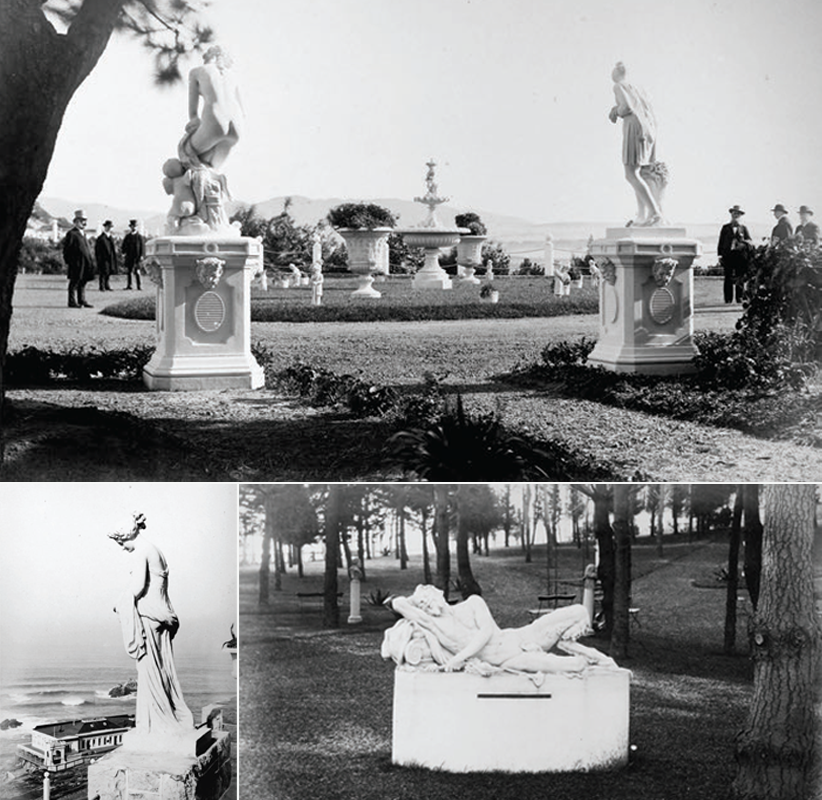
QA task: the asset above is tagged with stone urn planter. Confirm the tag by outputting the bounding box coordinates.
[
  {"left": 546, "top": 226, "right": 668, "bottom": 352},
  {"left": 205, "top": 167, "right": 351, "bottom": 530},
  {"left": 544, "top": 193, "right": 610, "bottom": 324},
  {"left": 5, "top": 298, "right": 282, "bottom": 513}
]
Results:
[
  {"left": 457, "top": 235, "right": 486, "bottom": 284},
  {"left": 328, "top": 203, "right": 397, "bottom": 298},
  {"left": 337, "top": 228, "right": 393, "bottom": 297}
]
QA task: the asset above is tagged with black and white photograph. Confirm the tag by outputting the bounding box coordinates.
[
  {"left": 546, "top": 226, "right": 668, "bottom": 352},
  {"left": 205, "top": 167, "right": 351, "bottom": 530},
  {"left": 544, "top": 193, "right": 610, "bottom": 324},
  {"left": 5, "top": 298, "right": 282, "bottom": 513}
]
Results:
[
  {"left": 1, "top": 0, "right": 820, "bottom": 482},
  {"left": 239, "top": 482, "right": 822, "bottom": 800},
  {"left": 0, "top": 483, "right": 238, "bottom": 800}
]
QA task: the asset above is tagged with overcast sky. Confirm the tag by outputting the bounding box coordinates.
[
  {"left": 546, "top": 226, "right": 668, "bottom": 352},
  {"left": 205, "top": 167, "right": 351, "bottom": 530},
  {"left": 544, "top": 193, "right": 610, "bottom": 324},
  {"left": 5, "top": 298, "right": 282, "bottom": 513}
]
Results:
[
  {"left": 39, "top": 0, "right": 822, "bottom": 225},
  {"left": 0, "top": 483, "right": 237, "bottom": 658}
]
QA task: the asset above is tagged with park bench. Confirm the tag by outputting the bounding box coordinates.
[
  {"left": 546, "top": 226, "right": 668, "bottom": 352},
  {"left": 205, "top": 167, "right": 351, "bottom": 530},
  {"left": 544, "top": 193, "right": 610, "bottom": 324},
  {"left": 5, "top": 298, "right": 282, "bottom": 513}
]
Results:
[
  {"left": 296, "top": 591, "right": 342, "bottom": 610},
  {"left": 527, "top": 593, "right": 578, "bottom": 620}
]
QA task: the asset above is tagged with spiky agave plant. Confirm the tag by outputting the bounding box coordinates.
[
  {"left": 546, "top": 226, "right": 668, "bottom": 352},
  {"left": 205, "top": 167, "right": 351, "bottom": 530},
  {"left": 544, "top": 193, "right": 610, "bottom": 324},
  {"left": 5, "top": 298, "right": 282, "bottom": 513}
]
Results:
[{"left": 386, "top": 395, "right": 544, "bottom": 480}]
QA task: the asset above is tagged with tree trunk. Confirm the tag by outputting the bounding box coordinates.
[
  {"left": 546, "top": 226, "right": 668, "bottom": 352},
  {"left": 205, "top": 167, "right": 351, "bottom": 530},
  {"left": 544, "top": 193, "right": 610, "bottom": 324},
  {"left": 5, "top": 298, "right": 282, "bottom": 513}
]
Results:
[
  {"left": 273, "top": 536, "right": 283, "bottom": 592},
  {"left": 455, "top": 488, "right": 482, "bottom": 598},
  {"left": 296, "top": 542, "right": 304, "bottom": 579},
  {"left": 610, "top": 485, "right": 631, "bottom": 660},
  {"left": 259, "top": 499, "right": 273, "bottom": 606},
  {"left": 732, "top": 485, "right": 820, "bottom": 800},
  {"left": 592, "top": 489, "right": 615, "bottom": 635},
  {"left": 433, "top": 484, "right": 450, "bottom": 600},
  {"left": 523, "top": 484, "right": 533, "bottom": 564},
  {"left": 724, "top": 488, "right": 744, "bottom": 654},
  {"left": 323, "top": 486, "right": 341, "bottom": 627},
  {"left": 743, "top": 484, "right": 764, "bottom": 610},
  {"left": 503, "top": 484, "right": 512, "bottom": 547},
  {"left": 0, "top": 2, "right": 126, "bottom": 458},
  {"left": 421, "top": 508, "right": 432, "bottom": 585},
  {"left": 356, "top": 511, "right": 366, "bottom": 582},
  {"left": 399, "top": 503, "right": 408, "bottom": 570}
]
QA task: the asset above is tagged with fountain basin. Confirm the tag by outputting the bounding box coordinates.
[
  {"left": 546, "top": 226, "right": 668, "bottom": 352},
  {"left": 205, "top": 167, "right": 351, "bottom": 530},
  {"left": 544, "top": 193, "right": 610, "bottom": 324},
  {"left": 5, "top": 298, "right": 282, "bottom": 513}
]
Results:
[{"left": 399, "top": 228, "right": 460, "bottom": 290}]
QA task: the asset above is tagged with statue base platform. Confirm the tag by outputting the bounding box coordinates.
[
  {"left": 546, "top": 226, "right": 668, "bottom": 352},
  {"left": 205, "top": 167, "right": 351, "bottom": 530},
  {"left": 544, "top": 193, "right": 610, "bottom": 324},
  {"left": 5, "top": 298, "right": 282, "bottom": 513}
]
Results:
[
  {"left": 87, "top": 728, "right": 230, "bottom": 800},
  {"left": 588, "top": 227, "right": 701, "bottom": 375},
  {"left": 142, "top": 235, "right": 265, "bottom": 391},
  {"left": 391, "top": 667, "right": 630, "bottom": 773}
]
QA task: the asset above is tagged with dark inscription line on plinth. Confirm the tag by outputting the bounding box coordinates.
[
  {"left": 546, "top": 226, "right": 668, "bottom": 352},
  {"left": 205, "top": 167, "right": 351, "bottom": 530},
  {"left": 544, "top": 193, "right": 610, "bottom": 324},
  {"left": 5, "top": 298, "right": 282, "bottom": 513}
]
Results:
[{"left": 476, "top": 694, "right": 553, "bottom": 700}]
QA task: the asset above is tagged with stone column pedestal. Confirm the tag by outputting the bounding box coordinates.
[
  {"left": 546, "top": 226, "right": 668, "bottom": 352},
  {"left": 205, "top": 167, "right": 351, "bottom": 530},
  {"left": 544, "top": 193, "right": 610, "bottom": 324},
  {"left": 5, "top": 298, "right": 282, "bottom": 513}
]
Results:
[
  {"left": 589, "top": 228, "right": 701, "bottom": 374},
  {"left": 87, "top": 728, "right": 231, "bottom": 800},
  {"left": 142, "top": 235, "right": 265, "bottom": 391}
]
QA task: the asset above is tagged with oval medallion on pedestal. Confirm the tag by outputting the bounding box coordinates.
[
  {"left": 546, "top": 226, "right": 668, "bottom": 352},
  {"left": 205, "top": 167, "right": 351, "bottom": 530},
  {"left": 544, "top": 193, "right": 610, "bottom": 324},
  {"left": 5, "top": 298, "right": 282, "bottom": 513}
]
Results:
[{"left": 195, "top": 291, "right": 226, "bottom": 332}]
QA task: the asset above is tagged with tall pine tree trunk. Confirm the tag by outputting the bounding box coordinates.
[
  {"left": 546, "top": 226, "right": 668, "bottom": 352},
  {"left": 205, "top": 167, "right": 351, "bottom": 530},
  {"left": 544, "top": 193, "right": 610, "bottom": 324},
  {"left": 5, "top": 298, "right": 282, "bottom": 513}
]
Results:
[
  {"left": 421, "top": 509, "right": 432, "bottom": 585},
  {"left": 724, "top": 488, "right": 744, "bottom": 654},
  {"left": 610, "top": 485, "right": 631, "bottom": 660},
  {"left": 592, "top": 487, "right": 615, "bottom": 635},
  {"left": 733, "top": 485, "right": 820, "bottom": 800},
  {"left": 433, "top": 484, "right": 450, "bottom": 600},
  {"left": 743, "top": 484, "right": 764, "bottom": 610},
  {"left": 455, "top": 487, "right": 482, "bottom": 598},
  {"left": 259, "top": 496, "right": 273, "bottom": 606},
  {"left": 323, "top": 486, "right": 341, "bottom": 627}
]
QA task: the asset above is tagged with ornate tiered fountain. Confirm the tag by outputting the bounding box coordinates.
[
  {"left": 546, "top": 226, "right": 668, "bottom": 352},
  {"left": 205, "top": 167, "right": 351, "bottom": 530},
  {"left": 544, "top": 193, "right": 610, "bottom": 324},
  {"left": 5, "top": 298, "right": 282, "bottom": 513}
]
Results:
[{"left": 400, "top": 160, "right": 462, "bottom": 290}]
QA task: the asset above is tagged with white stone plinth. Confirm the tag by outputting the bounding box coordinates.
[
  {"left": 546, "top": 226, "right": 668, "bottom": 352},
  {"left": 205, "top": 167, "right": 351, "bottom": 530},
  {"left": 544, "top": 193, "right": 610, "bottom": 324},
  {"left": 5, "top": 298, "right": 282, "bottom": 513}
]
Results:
[
  {"left": 348, "top": 578, "right": 362, "bottom": 624},
  {"left": 391, "top": 667, "right": 630, "bottom": 773},
  {"left": 588, "top": 227, "right": 701, "bottom": 374},
  {"left": 143, "top": 235, "right": 264, "bottom": 390},
  {"left": 87, "top": 729, "right": 230, "bottom": 800}
]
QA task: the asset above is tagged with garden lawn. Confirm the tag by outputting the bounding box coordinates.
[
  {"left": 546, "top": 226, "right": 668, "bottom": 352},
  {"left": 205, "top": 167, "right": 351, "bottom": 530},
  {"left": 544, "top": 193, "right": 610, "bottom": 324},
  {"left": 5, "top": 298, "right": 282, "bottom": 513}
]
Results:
[
  {"left": 241, "top": 538, "right": 752, "bottom": 800},
  {"left": 9, "top": 273, "right": 811, "bottom": 482}
]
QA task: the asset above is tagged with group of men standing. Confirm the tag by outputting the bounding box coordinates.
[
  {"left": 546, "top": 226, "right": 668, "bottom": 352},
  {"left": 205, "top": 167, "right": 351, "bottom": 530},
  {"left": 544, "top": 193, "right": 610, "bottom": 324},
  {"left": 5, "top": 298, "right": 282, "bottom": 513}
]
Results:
[
  {"left": 717, "top": 203, "right": 819, "bottom": 304},
  {"left": 62, "top": 210, "right": 145, "bottom": 308}
]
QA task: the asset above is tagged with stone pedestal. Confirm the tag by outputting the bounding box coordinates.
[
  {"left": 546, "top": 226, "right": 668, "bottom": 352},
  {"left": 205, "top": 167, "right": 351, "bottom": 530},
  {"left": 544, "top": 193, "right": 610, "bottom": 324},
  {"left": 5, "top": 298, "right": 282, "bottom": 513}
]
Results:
[
  {"left": 391, "top": 667, "right": 630, "bottom": 773},
  {"left": 142, "top": 235, "right": 265, "bottom": 391},
  {"left": 347, "top": 578, "right": 362, "bottom": 624},
  {"left": 87, "top": 728, "right": 230, "bottom": 800},
  {"left": 589, "top": 227, "right": 701, "bottom": 374}
]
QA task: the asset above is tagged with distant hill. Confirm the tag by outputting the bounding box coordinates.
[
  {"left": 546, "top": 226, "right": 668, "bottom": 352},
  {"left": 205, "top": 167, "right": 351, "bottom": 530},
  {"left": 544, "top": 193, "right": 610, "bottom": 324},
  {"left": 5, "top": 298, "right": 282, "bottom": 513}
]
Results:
[{"left": 38, "top": 193, "right": 752, "bottom": 263}]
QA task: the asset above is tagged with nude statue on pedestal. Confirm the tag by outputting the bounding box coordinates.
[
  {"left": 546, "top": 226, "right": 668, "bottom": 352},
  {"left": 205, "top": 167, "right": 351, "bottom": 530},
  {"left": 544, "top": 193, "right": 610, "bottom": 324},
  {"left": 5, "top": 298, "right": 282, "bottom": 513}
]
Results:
[
  {"left": 382, "top": 585, "right": 616, "bottom": 675},
  {"left": 179, "top": 45, "right": 244, "bottom": 171}
]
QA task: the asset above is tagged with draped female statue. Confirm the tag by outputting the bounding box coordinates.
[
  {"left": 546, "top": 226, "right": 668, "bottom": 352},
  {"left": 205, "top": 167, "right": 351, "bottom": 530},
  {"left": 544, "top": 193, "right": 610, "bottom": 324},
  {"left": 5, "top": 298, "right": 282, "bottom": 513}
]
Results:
[
  {"left": 110, "top": 514, "right": 193, "bottom": 744},
  {"left": 609, "top": 62, "right": 665, "bottom": 227}
]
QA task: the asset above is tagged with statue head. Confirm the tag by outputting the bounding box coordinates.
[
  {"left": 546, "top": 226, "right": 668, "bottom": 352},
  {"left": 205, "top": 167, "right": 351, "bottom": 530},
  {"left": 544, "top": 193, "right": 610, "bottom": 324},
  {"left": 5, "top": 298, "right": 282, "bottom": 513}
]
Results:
[
  {"left": 409, "top": 585, "right": 448, "bottom": 616},
  {"left": 108, "top": 512, "right": 147, "bottom": 550},
  {"left": 612, "top": 61, "right": 627, "bottom": 83},
  {"left": 203, "top": 45, "right": 233, "bottom": 71},
  {"left": 163, "top": 158, "right": 186, "bottom": 179}
]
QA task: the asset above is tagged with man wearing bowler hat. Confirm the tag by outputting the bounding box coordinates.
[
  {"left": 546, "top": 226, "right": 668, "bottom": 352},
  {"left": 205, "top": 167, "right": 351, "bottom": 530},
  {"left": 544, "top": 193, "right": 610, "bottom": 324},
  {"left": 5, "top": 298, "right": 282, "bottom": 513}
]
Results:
[
  {"left": 94, "top": 219, "right": 118, "bottom": 291},
  {"left": 122, "top": 219, "right": 144, "bottom": 290},
  {"left": 795, "top": 205, "right": 819, "bottom": 247},
  {"left": 62, "top": 209, "right": 95, "bottom": 308},
  {"left": 717, "top": 204, "right": 752, "bottom": 304},
  {"left": 770, "top": 203, "right": 793, "bottom": 244}
]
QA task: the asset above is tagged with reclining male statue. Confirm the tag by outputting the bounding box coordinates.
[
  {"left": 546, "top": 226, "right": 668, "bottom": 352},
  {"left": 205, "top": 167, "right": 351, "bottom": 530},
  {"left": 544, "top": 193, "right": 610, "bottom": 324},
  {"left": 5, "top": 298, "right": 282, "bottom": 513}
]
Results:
[{"left": 382, "top": 584, "right": 615, "bottom": 675}]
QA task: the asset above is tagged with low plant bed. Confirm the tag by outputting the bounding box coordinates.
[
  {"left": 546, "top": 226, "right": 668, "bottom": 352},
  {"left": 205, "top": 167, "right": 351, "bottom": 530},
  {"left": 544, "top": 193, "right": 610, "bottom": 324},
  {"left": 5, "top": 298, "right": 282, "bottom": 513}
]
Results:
[
  {"left": 498, "top": 334, "right": 821, "bottom": 446},
  {"left": 99, "top": 277, "right": 599, "bottom": 323}
]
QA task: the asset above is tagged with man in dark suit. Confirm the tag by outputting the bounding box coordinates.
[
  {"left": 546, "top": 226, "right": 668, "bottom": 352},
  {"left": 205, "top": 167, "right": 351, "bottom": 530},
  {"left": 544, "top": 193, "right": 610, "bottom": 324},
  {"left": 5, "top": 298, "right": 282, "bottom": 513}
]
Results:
[
  {"left": 94, "top": 219, "right": 118, "bottom": 291},
  {"left": 770, "top": 203, "right": 793, "bottom": 244},
  {"left": 122, "top": 219, "right": 144, "bottom": 290},
  {"left": 795, "top": 205, "right": 819, "bottom": 247},
  {"left": 717, "top": 204, "right": 752, "bottom": 304},
  {"left": 62, "top": 209, "right": 95, "bottom": 308}
]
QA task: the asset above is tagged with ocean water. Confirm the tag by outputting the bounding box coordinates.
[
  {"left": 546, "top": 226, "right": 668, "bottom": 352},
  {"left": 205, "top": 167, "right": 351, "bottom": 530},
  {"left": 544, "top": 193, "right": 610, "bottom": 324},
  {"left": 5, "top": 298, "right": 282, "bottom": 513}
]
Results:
[{"left": 0, "top": 645, "right": 236, "bottom": 775}]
